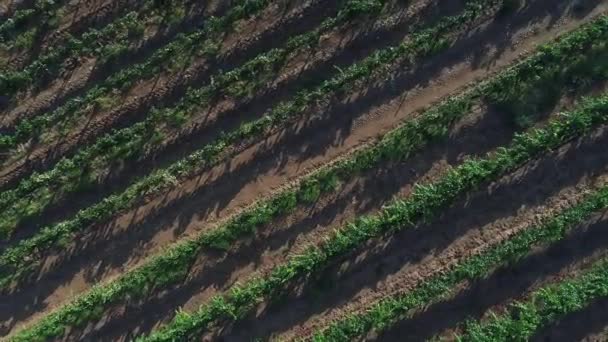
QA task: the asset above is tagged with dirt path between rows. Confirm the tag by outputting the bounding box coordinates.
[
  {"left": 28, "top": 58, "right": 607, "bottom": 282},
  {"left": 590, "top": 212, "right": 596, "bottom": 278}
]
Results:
[{"left": 3, "top": 0, "right": 607, "bottom": 339}]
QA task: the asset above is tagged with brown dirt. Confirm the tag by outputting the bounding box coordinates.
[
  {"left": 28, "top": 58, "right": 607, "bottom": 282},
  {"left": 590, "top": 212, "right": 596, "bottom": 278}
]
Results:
[
  {"left": 3, "top": 1, "right": 606, "bottom": 338},
  {"left": 0, "top": 0, "right": 14, "bottom": 16}
]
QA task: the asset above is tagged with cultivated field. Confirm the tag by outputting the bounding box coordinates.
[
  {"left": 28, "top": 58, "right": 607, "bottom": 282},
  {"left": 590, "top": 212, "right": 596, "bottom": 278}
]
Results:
[{"left": 1, "top": 0, "right": 608, "bottom": 341}]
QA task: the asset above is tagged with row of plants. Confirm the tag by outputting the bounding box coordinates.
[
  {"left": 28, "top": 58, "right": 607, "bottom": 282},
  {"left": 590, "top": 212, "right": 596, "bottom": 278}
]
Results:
[
  {"left": 0, "top": 0, "right": 64, "bottom": 45},
  {"left": 0, "top": 0, "right": 195, "bottom": 97},
  {"left": 0, "top": 0, "right": 391, "bottom": 239},
  {"left": 0, "top": 2, "right": 63, "bottom": 71},
  {"left": 7, "top": 10, "right": 605, "bottom": 341},
  {"left": 457, "top": 251, "right": 608, "bottom": 341},
  {"left": 0, "top": 0, "right": 275, "bottom": 148},
  {"left": 136, "top": 79, "right": 608, "bottom": 342},
  {"left": 311, "top": 162, "right": 608, "bottom": 341},
  {"left": 0, "top": 0, "right": 499, "bottom": 246}
]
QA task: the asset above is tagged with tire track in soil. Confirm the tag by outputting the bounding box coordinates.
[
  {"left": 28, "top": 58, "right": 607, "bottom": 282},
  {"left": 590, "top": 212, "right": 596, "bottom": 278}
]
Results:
[
  {"left": 229, "top": 122, "right": 608, "bottom": 342},
  {"left": 3, "top": 1, "right": 603, "bottom": 337},
  {"left": 0, "top": 0, "right": 340, "bottom": 192}
]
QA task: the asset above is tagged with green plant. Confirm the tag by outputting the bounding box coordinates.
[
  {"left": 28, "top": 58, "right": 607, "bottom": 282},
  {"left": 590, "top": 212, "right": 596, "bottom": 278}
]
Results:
[
  {"left": 0, "top": 0, "right": 194, "bottom": 97},
  {"left": 12, "top": 28, "right": 37, "bottom": 50},
  {"left": 498, "top": 0, "right": 521, "bottom": 15},
  {"left": 0, "top": 0, "right": 272, "bottom": 150},
  {"left": 0, "top": 0, "right": 64, "bottom": 45},
  {"left": 457, "top": 255, "right": 608, "bottom": 341}
]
